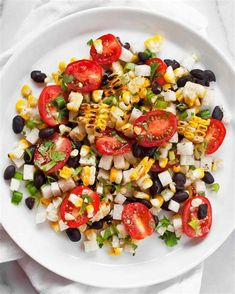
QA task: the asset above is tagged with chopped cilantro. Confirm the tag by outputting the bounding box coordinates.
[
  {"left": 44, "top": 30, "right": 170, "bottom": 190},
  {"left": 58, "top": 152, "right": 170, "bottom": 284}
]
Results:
[
  {"left": 125, "top": 182, "right": 133, "bottom": 190},
  {"left": 150, "top": 61, "right": 160, "bottom": 82},
  {"left": 144, "top": 49, "right": 156, "bottom": 58},
  {"left": 153, "top": 149, "right": 161, "bottom": 160},
  {"left": 87, "top": 38, "right": 93, "bottom": 46},
  {"left": 146, "top": 88, "right": 155, "bottom": 101},
  {"left": 96, "top": 235, "right": 104, "bottom": 248},
  {"left": 157, "top": 216, "right": 171, "bottom": 228},
  {"left": 83, "top": 194, "right": 93, "bottom": 203},
  {"left": 62, "top": 74, "right": 74, "bottom": 84},
  {"left": 159, "top": 231, "right": 179, "bottom": 247},
  {"left": 103, "top": 227, "right": 113, "bottom": 240}
]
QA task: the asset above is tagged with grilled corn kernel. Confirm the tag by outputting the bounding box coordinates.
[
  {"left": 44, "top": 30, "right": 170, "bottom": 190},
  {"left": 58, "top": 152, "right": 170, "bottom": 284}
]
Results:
[
  {"left": 130, "top": 157, "right": 154, "bottom": 180},
  {"left": 19, "top": 109, "right": 30, "bottom": 120},
  {"left": 86, "top": 204, "right": 94, "bottom": 218},
  {"left": 51, "top": 221, "right": 60, "bottom": 232},
  {"left": 59, "top": 166, "right": 73, "bottom": 179},
  {"left": 27, "top": 95, "right": 37, "bottom": 107},
  {"left": 110, "top": 168, "right": 122, "bottom": 184},
  {"left": 58, "top": 60, "right": 66, "bottom": 72},
  {"left": 144, "top": 35, "right": 163, "bottom": 53},
  {"left": 52, "top": 72, "right": 60, "bottom": 85},
  {"left": 80, "top": 145, "right": 90, "bottom": 157},
  {"left": 19, "top": 139, "right": 30, "bottom": 149},
  {"left": 8, "top": 153, "right": 14, "bottom": 159},
  {"left": 164, "top": 66, "right": 176, "bottom": 84},
  {"left": 169, "top": 182, "right": 176, "bottom": 193},
  {"left": 142, "top": 178, "right": 153, "bottom": 190},
  {"left": 92, "top": 90, "right": 103, "bottom": 102},
  {"left": 16, "top": 99, "right": 27, "bottom": 113},
  {"left": 150, "top": 195, "right": 164, "bottom": 208},
  {"left": 109, "top": 247, "right": 123, "bottom": 256},
  {"left": 81, "top": 166, "right": 90, "bottom": 186},
  {"left": 122, "top": 91, "right": 132, "bottom": 104},
  {"left": 21, "top": 84, "right": 32, "bottom": 97},
  {"left": 41, "top": 197, "right": 51, "bottom": 206},
  {"left": 173, "top": 165, "right": 181, "bottom": 173},
  {"left": 176, "top": 88, "right": 184, "bottom": 102},
  {"left": 162, "top": 83, "right": 172, "bottom": 91},
  {"left": 70, "top": 57, "right": 77, "bottom": 62},
  {"left": 159, "top": 158, "right": 168, "bottom": 168}
]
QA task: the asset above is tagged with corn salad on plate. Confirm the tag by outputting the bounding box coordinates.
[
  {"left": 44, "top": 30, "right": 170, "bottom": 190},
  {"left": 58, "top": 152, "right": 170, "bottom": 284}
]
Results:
[{"left": 1, "top": 7, "right": 234, "bottom": 288}]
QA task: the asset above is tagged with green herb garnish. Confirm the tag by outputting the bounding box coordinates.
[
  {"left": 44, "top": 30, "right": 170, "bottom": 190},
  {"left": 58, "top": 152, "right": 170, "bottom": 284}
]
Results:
[
  {"left": 62, "top": 74, "right": 74, "bottom": 84},
  {"left": 157, "top": 216, "right": 171, "bottom": 228},
  {"left": 96, "top": 235, "right": 104, "bottom": 248},
  {"left": 150, "top": 62, "right": 159, "bottom": 82},
  {"left": 87, "top": 39, "right": 93, "bottom": 46},
  {"left": 180, "top": 110, "right": 188, "bottom": 120},
  {"left": 198, "top": 109, "right": 211, "bottom": 119},
  {"left": 25, "top": 181, "right": 39, "bottom": 196},
  {"left": 78, "top": 202, "right": 87, "bottom": 216},
  {"left": 50, "top": 151, "right": 66, "bottom": 162},
  {"left": 144, "top": 49, "right": 156, "bottom": 58},
  {"left": 53, "top": 95, "right": 66, "bottom": 109},
  {"left": 159, "top": 231, "right": 179, "bottom": 247}
]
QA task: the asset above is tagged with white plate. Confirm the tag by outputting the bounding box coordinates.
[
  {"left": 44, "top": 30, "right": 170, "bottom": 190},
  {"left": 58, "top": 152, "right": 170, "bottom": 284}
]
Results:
[{"left": 0, "top": 7, "right": 235, "bottom": 288}]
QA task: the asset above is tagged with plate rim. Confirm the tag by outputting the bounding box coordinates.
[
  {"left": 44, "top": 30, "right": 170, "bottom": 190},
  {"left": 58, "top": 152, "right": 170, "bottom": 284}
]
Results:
[{"left": 1, "top": 6, "right": 235, "bottom": 288}]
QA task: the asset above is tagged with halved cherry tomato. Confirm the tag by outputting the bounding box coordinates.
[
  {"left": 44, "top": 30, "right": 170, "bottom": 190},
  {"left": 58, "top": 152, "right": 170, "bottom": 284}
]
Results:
[
  {"left": 122, "top": 203, "right": 155, "bottom": 240},
  {"left": 146, "top": 58, "right": 167, "bottom": 86},
  {"left": 205, "top": 118, "right": 226, "bottom": 154},
  {"left": 34, "top": 133, "right": 72, "bottom": 174},
  {"left": 182, "top": 196, "right": 212, "bottom": 238},
  {"left": 134, "top": 110, "right": 177, "bottom": 147},
  {"left": 95, "top": 129, "right": 131, "bottom": 155},
  {"left": 38, "top": 85, "right": 68, "bottom": 126},
  {"left": 64, "top": 60, "right": 102, "bottom": 92},
  {"left": 90, "top": 34, "right": 122, "bottom": 66},
  {"left": 60, "top": 186, "right": 100, "bottom": 228},
  {"left": 151, "top": 162, "right": 170, "bottom": 172}
]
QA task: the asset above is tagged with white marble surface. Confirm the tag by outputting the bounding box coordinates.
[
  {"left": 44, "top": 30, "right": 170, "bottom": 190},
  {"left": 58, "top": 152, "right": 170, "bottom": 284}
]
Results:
[{"left": 0, "top": 0, "right": 234, "bottom": 293}]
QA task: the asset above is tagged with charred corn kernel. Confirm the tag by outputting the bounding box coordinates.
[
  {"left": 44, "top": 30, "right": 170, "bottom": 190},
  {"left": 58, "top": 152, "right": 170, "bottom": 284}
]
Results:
[
  {"left": 59, "top": 166, "right": 73, "bottom": 179},
  {"left": 173, "top": 165, "right": 181, "bottom": 173},
  {"left": 41, "top": 197, "right": 51, "bottom": 206},
  {"left": 131, "top": 53, "right": 138, "bottom": 63},
  {"left": 180, "top": 165, "right": 189, "bottom": 174},
  {"left": 21, "top": 84, "right": 32, "bottom": 97},
  {"left": 121, "top": 123, "right": 133, "bottom": 137},
  {"left": 184, "top": 131, "right": 195, "bottom": 141},
  {"left": 16, "top": 99, "right": 27, "bottom": 113},
  {"left": 81, "top": 166, "right": 90, "bottom": 186},
  {"left": 19, "top": 139, "right": 30, "bottom": 149},
  {"left": 119, "top": 101, "right": 131, "bottom": 111},
  {"left": 192, "top": 168, "right": 205, "bottom": 179},
  {"left": 58, "top": 60, "right": 66, "bottom": 72},
  {"left": 109, "top": 247, "right": 123, "bottom": 256},
  {"left": 144, "top": 35, "right": 163, "bottom": 53},
  {"left": 70, "top": 57, "right": 77, "bottom": 62},
  {"left": 92, "top": 90, "right": 103, "bottom": 102},
  {"left": 164, "top": 66, "right": 176, "bottom": 84},
  {"left": 51, "top": 221, "right": 60, "bottom": 232},
  {"left": 52, "top": 72, "right": 60, "bottom": 85},
  {"left": 86, "top": 204, "right": 94, "bottom": 218},
  {"left": 130, "top": 157, "right": 154, "bottom": 180},
  {"left": 150, "top": 195, "right": 164, "bottom": 208},
  {"left": 159, "top": 158, "right": 168, "bottom": 168},
  {"left": 19, "top": 109, "right": 30, "bottom": 120},
  {"left": 27, "top": 95, "right": 37, "bottom": 107}
]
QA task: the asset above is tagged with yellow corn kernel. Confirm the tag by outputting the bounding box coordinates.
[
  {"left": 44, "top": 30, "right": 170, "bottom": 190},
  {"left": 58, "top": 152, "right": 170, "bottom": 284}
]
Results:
[
  {"left": 173, "top": 165, "right": 181, "bottom": 173},
  {"left": 16, "top": 99, "right": 27, "bottom": 113},
  {"left": 150, "top": 195, "right": 164, "bottom": 208},
  {"left": 184, "top": 131, "right": 195, "bottom": 141},
  {"left": 122, "top": 91, "right": 132, "bottom": 104},
  {"left": 92, "top": 90, "right": 103, "bottom": 103},
  {"left": 131, "top": 54, "right": 138, "bottom": 63},
  {"left": 8, "top": 153, "right": 14, "bottom": 159},
  {"left": 140, "top": 105, "right": 151, "bottom": 113},
  {"left": 41, "top": 197, "right": 51, "bottom": 206},
  {"left": 59, "top": 166, "right": 73, "bottom": 179},
  {"left": 19, "top": 139, "right": 30, "bottom": 149},
  {"left": 110, "top": 167, "right": 118, "bottom": 183},
  {"left": 134, "top": 191, "right": 150, "bottom": 200},
  {"left": 144, "top": 35, "right": 163, "bottom": 52},
  {"left": 19, "top": 110, "right": 30, "bottom": 120},
  {"left": 173, "top": 67, "right": 189, "bottom": 79},
  {"left": 143, "top": 78, "right": 150, "bottom": 88},
  {"left": 21, "top": 84, "right": 32, "bottom": 98},
  {"left": 27, "top": 95, "right": 38, "bottom": 107},
  {"left": 109, "top": 247, "right": 123, "bottom": 256},
  {"left": 70, "top": 57, "right": 77, "bottom": 62},
  {"left": 51, "top": 221, "right": 60, "bottom": 232},
  {"left": 81, "top": 166, "right": 90, "bottom": 186},
  {"left": 193, "top": 168, "right": 205, "bottom": 179},
  {"left": 86, "top": 204, "right": 94, "bottom": 218},
  {"left": 176, "top": 88, "right": 183, "bottom": 102},
  {"left": 142, "top": 178, "right": 153, "bottom": 190},
  {"left": 159, "top": 158, "right": 168, "bottom": 168},
  {"left": 195, "top": 98, "right": 201, "bottom": 106},
  {"left": 52, "top": 72, "right": 60, "bottom": 85},
  {"left": 169, "top": 182, "right": 176, "bottom": 193},
  {"left": 58, "top": 60, "right": 66, "bottom": 72},
  {"left": 162, "top": 83, "right": 172, "bottom": 91}
]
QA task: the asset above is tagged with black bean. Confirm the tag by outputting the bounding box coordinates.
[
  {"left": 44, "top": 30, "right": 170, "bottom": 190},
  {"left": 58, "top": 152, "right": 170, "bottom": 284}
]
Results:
[
  {"left": 67, "top": 122, "right": 77, "bottom": 129},
  {"left": 101, "top": 74, "right": 109, "bottom": 86},
  {"left": 197, "top": 204, "right": 208, "bottom": 219},
  {"left": 109, "top": 186, "right": 115, "bottom": 194},
  {"left": 123, "top": 42, "right": 130, "bottom": 50},
  {"left": 66, "top": 228, "right": 81, "bottom": 242},
  {"left": 202, "top": 171, "right": 214, "bottom": 184},
  {"left": 24, "top": 145, "right": 36, "bottom": 164},
  {"left": 105, "top": 70, "right": 113, "bottom": 76},
  {"left": 89, "top": 221, "right": 103, "bottom": 230},
  {"left": 103, "top": 214, "right": 113, "bottom": 224},
  {"left": 39, "top": 127, "right": 56, "bottom": 139},
  {"left": 31, "top": 70, "right": 47, "bottom": 83},
  {"left": 12, "top": 115, "right": 25, "bottom": 134},
  {"left": 124, "top": 197, "right": 137, "bottom": 204},
  {"left": 141, "top": 147, "right": 156, "bottom": 158},
  {"left": 204, "top": 70, "right": 216, "bottom": 82},
  {"left": 72, "top": 140, "right": 82, "bottom": 150},
  {"left": 132, "top": 142, "right": 142, "bottom": 158},
  {"left": 161, "top": 201, "right": 170, "bottom": 211},
  {"left": 177, "top": 75, "right": 194, "bottom": 87},
  {"left": 164, "top": 59, "right": 180, "bottom": 70},
  {"left": 4, "top": 165, "right": 15, "bottom": 180},
  {"left": 138, "top": 199, "right": 152, "bottom": 209},
  {"left": 153, "top": 215, "right": 159, "bottom": 226},
  {"left": 172, "top": 191, "right": 189, "bottom": 203},
  {"left": 212, "top": 106, "right": 223, "bottom": 121},
  {"left": 151, "top": 80, "right": 162, "bottom": 94},
  {"left": 138, "top": 52, "right": 149, "bottom": 62},
  {"left": 190, "top": 69, "right": 205, "bottom": 80},
  {"left": 176, "top": 185, "right": 185, "bottom": 192},
  {"left": 67, "top": 155, "right": 80, "bottom": 168},
  {"left": 150, "top": 178, "right": 164, "bottom": 196},
  {"left": 25, "top": 197, "right": 35, "bottom": 210},
  {"left": 172, "top": 172, "right": 186, "bottom": 185},
  {"left": 34, "top": 171, "right": 46, "bottom": 189},
  {"left": 193, "top": 78, "right": 209, "bottom": 87}
]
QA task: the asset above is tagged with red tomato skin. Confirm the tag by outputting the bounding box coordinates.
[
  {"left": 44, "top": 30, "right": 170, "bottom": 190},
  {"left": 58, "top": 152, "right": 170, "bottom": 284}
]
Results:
[
  {"left": 34, "top": 133, "right": 72, "bottom": 174},
  {"left": 206, "top": 119, "right": 226, "bottom": 155},
  {"left": 38, "top": 85, "right": 68, "bottom": 126},
  {"left": 60, "top": 186, "right": 100, "bottom": 228},
  {"left": 134, "top": 110, "right": 177, "bottom": 147},
  {"left": 182, "top": 196, "right": 212, "bottom": 238},
  {"left": 90, "top": 34, "right": 122, "bottom": 66},
  {"left": 64, "top": 60, "right": 102, "bottom": 92},
  {"left": 146, "top": 58, "right": 167, "bottom": 86},
  {"left": 122, "top": 203, "right": 155, "bottom": 240}
]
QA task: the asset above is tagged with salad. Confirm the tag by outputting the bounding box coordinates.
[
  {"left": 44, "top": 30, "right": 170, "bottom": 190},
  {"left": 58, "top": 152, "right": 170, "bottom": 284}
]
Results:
[{"left": 3, "top": 33, "right": 229, "bottom": 255}]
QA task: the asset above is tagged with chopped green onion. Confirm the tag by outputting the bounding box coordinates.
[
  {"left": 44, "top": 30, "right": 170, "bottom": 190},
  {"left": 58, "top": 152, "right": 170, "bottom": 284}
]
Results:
[
  {"left": 11, "top": 191, "right": 23, "bottom": 205},
  {"left": 125, "top": 182, "right": 133, "bottom": 190},
  {"left": 72, "top": 166, "right": 82, "bottom": 177},
  {"left": 26, "top": 120, "right": 37, "bottom": 129},
  {"left": 62, "top": 74, "right": 74, "bottom": 84},
  {"left": 144, "top": 49, "right": 156, "bottom": 58},
  {"left": 155, "top": 99, "right": 168, "bottom": 109},
  {"left": 103, "top": 96, "right": 115, "bottom": 105},
  {"left": 14, "top": 171, "right": 23, "bottom": 180},
  {"left": 209, "top": 183, "right": 220, "bottom": 192},
  {"left": 198, "top": 109, "right": 211, "bottom": 119},
  {"left": 26, "top": 182, "right": 39, "bottom": 196},
  {"left": 176, "top": 103, "right": 188, "bottom": 112},
  {"left": 96, "top": 235, "right": 104, "bottom": 248},
  {"left": 146, "top": 88, "right": 155, "bottom": 101},
  {"left": 53, "top": 96, "right": 66, "bottom": 109},
  {"left": 124, "top": 62, "right": 136, "bottom": 72},
  {"left": 180, "top": 111, "right": 188, "bottom": 120},
  {"left": 103, "top": 227, "right": 113, "bottom": 240},
  {"left": 41, "top": 161, "right": 57, "bottom": 172},
  {"left": 150, "top": 62, "right": 159, "bottom": 82}
]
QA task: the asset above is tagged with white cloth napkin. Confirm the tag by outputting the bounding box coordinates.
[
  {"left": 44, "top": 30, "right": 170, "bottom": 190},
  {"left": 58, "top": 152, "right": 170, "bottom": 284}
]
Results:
[{"left": 0, "top": 0, "right": 208, "bottom": 293}]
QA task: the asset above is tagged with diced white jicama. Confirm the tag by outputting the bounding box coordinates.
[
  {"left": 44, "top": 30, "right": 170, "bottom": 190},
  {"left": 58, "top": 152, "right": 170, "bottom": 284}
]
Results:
[
  {"left": 167, "top": 225, "right": 175, "bottom": 232},
  {"left": 119, "top": 47, "right": 134, "bottom": 62},
  {"left": 114, "top": 193, "right": 126, "bottom": 205},
  {"left": 124, "top": 152, "right": 138, "bottom": 165},
  {"left": 50, "top": 182, "right": 61, "bottom": 197},
  {"left": 172, "top": 216, "right": 182, "bottom": 230},
  {"left": 70, "top": 149, "right": 79, "bottom": 158},
  {"left": 161, "top": 189, "right": 174, "bottom": 202},
  {"left": 168, "top": 199, "right": 180, "bottom": 213},
  {"left": 91, "top": 202, "right": 111, "bottom": 222},
  {"left": 23, "top": 164, "right": 35, "bottom": 180},
  {"left": 156, "top": 226, "right": 167, "bottom": 236},
  {"left": 84, "top": 240, "right": 99, "bottom": 252},
  {"left": 177, "top": 141, "right": 194, "bottom": 156},
  {"left": 113, "top": 155, "right": 126, "bottom": 169},
  {"left": 194, "top": 180, "right": 206, "bottom": 194},
  {"left": 58, "top": 177, "right": 76, "bottom": 192},
  {"left": 10, "top": 178, "right": 20, "bottom": 191},
  {"left": 112, "top": 235, "right": 120, "bottom": 248},
  {"left": 97, "top": 169, "right": 109, "bottom": 181},
  {"left": 134, "top": 65, "right": 151, "bottom": 77},
  {"left": 158, "top": 170, "right": 172, "bottom": 186},
  {"left": 11, "top": 146, "right": 24, "bottom": 159},
  {"left": 47, "top": 211, "right": 58, "bottom": 222},
  {"left": 165, "top": 103, "right": 176, "bottom": 115},
  {"left": 122, "top": 168, "right": 134, "bottom": 184},
  {"left": 112, "top": 61, "right": 123, "bottom": 75},
  {"left": 35, "top": 210, "right": 47, "bottom": 224},
  {"left": 65, "top": 212, "right": 75, "bottom": 221},
  {"left": 26, "top": 128, "right": 39, "bottom": 144},
  {"left": 116, "top": 224, "right": 128, "bottom": 238},
  {"left": 52, "top": 197, "right": 62, "bottom": 209},
  {"left": 180, "top": 155, "right": 195, "bottom": 166},
  {"left": 69, "top": 125, "right": 86, "bottom": 141},
  {"left": 181, "top": 53, "right": 198, "bottom": 71},
  {"left": 79, "top": 154, "right": 96, "bottom": 166},
  {"left": 113, "top": 204, "right": 123, "bottom": 220},
  {"left": 11, "top": 157, "right": 25, "bottom": 168},
  {"left": 96, "top": 184, "right": 103, "bottom": 195},
  {"left": 163, "top": 90, "right": 176, "bottom": 102},
  {"left": 129, "top": 108, "right": 143, "bottom": 124},
  {"left": 150, "top": 207, "right": 161, "bottom": 215},
  {"left": 89, "top": 166, "right": 96, "bottom": 186},
  {"left": 98, "top": 155, "right": 113, "bottom": 170},
  {"left": 59, "top": 220, "right": 69, "bottom": 231},
  {"left": 41, "top": 184, "right": 53, "bottom": 199},
  {"left": 200, "top": 156, "right": 213, "bottom": 171},
  {"left": 185, "top": 178, "right": 192, "bottom": 187},
  {"left": 169, "top": 132, "right": 179, "bottom": 143}
]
